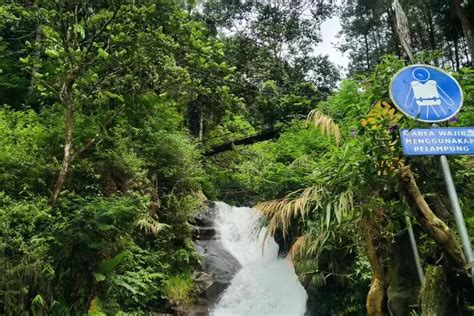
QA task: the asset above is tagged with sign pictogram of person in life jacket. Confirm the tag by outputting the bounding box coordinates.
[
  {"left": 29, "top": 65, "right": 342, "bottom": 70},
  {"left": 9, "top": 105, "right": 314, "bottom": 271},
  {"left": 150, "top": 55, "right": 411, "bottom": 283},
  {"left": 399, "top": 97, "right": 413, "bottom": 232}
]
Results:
[{"left": 390, "top": 65, "right": 463, "bottom": 123}]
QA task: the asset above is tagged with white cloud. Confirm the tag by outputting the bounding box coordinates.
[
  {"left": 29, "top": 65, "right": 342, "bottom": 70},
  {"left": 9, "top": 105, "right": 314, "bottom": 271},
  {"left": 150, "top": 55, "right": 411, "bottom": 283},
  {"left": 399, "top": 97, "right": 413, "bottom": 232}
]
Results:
[{"left": 313, "top": 16, "right": 349, "bottom": 71}]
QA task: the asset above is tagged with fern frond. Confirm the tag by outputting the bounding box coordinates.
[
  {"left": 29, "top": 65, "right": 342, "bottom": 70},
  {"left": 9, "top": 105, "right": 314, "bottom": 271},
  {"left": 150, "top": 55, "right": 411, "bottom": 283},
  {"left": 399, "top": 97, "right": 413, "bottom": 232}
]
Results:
[{"left": 135, "top": 215, "right": 169, "bottom": 236}]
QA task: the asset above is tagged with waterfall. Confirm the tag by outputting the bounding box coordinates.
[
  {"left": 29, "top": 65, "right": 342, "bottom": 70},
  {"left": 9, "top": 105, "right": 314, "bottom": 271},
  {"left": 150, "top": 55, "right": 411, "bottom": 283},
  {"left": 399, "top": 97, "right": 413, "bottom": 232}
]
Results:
[{"left": 211, "top": 202, "right": 308, "bottom": 316}]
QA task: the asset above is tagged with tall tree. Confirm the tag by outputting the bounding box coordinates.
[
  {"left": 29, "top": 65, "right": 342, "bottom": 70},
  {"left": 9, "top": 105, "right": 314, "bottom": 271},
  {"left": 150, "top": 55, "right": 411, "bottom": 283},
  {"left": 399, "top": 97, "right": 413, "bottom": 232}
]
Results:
[
  {"left": 339, "top": 0, "right": 474, "bottom": 72},
  {"left": 2, "top": 0, "right": 234, "bottom": 204},
  {"left": 453, "top": 0, "right": 474, "bottom": 63},
  {"left": 199, "top": 0, "right": 339, "bottom": 129}
]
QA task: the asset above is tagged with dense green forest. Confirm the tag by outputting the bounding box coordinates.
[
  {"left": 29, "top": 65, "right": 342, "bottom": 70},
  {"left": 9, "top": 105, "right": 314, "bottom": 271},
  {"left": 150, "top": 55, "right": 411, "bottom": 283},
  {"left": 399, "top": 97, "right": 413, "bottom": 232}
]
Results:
[{"left": 0, "top": 0, "right": 473, "bottom": 315}]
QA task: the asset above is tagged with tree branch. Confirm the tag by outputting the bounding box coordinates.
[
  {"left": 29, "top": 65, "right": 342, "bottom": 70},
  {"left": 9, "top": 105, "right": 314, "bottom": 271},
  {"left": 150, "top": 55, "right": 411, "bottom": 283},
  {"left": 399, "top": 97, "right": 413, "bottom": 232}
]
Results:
[{"left": 399, "top": 165, "right": 466, "bottom": 268}]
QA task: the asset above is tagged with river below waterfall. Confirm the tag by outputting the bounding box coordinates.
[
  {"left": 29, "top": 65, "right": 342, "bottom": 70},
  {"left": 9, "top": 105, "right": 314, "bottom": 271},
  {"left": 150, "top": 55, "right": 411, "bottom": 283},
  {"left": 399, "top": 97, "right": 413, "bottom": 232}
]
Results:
[{"left": 210, "top": 202, "right": 308, "bottom": 316}]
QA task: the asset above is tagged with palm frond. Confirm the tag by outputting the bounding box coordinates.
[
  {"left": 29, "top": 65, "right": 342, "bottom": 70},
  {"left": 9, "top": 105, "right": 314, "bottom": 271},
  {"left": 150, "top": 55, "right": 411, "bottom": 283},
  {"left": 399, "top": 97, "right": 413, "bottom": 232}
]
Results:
[
  {"left": 306, "top": 110, "right": 341, "bottom": 144},
  {"left": 292, "top": 254, "right": 326, "bottom": 287},
  {"left": 289, "top": 231, "right": 330, "bottom": 260},
  {"left": 335, "top": 190, "right": 354, "bottom": 224},
  {"left": 257, "top": 186, "right": 323, "bottom": 239},
  {"left": 135, "top": 215, "right": 169, "bottom": 236},
  {"left": 257, "top": 185, "right": 354, "bottom": 255},
  {"left": 289, "top": 154, "right": 313, "bottom": 170},
  {"left": 289, "top": 234, "right": 312, "bottom": 259}
]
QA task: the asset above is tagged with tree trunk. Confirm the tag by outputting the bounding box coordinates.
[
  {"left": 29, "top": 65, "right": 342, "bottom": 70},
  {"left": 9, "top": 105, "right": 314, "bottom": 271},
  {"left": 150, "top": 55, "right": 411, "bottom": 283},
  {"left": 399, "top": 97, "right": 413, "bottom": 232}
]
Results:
[
  {"left": 414, "top": 21, "right": 426, "bottom": 52},
  {"left": 399, "top": 166, "right": 466, "bottom": 268},
  {"left": 393, "top": 0, "right": 414, "bottom": 63},
  {"left": 448, "top": 42, "right": 456, "bottom": 70},
  {"left": 420, "top": 266, "right": 456, "bottom": 316},
  {"left": 27, "top": 4, "right": 42, "bottom": 101},
  {"left": 386, "top": 232, "right": 421, "bottom": 316},
  {"left": 51, "top": 71, "right": 78, "bottom": 205},
  {"left": 371, "top": 31, "right": 381, "bottom": 58},
  {"left": 204, "top": 128, "right": 280, "bottom": 156},
  {"left": 149, "top": 174, "right": 159, "bottom": 217},
  {"left": 364, "top": 33, "right": 371, "bottom": 71},
  {"left": 453, "top": 0, "right": 474, "bottom": 64},
  {"left": 462, "top": 37, "right": 471, "bottom": 65},
  {"left": 386, "top": 7, "right": 402, "bottom": 59},
  {"left": 364, "top": 220, "right": 388, "bottom": 316},
  {"left": 198, "top": 106, "right": 204, "bottom": 142},
  {"left": 425, "top": 2, "right": 436, "bottom": 52},
  {"left": 367, "top": 277, "right": 386, "bottom": 316},
  {"left": 186, "top": 98, "right": 205, "bottom": 140},
  {"left": 454, "top": 38, "right": 460, "bottom": 71}
]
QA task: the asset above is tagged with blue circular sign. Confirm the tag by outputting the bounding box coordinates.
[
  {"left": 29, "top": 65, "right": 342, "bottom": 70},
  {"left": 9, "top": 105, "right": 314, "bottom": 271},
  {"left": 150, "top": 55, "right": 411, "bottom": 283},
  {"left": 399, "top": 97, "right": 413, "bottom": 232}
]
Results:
[{"left": 389, "top": 64, "right": 463, "bottom": 123}]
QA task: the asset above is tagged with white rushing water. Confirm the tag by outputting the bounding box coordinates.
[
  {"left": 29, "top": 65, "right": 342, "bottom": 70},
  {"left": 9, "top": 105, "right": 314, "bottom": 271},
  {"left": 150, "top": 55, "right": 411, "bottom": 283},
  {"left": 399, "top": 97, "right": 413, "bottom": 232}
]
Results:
[{"left": 211, "top": 202, "right": 308, "bottom": 316}]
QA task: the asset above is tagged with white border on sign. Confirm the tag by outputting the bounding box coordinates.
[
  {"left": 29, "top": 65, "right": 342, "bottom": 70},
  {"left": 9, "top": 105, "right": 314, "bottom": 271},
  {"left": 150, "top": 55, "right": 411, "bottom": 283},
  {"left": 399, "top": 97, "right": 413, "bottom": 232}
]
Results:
[{"left": 389, "top": 64, "right": 464, "bottom": 123}]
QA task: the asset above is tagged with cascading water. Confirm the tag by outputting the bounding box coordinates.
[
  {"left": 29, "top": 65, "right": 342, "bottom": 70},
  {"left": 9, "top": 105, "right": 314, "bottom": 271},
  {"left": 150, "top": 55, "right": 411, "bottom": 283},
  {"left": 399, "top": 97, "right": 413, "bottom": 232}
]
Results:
[{"left": 211, "top": 202, "right": 308, "bottom": 316}]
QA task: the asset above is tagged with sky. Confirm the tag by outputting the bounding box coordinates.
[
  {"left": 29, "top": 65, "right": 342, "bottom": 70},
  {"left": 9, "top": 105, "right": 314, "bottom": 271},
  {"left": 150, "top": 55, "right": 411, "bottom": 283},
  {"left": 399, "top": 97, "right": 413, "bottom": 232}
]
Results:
[{"left": 313, "top": 15, "right": 350, "bottom": 71}]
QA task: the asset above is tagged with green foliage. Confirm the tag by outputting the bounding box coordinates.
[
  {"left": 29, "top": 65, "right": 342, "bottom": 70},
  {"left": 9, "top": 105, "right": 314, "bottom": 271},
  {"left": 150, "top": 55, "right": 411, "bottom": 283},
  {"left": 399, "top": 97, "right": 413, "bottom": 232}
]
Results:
[
  {"left": 207, "top": 55, "right": 474, "bottom": 314},
  {"left": 198, "top": 0, "right": 339, "bottom": 130},
  {"left": 0, "top": 194, "right": 54, "bottom": 315},
  {"left": 0, "top": 2, "right": 212, "bottom": 314},
  {"left": 0, "top": 0, "right": 471, "bottom": 313},
  {"left": 163, "top": 274, "right": 196, "bottom": 306},
  {"left": 0, "top": 191, "right": 200, "bottom": 314},
  {"left": 0, "top": 108, "right": 51, "bottom": 195},
  {"left": 455, "top": 67, "right": 474, "bottom": 126}
]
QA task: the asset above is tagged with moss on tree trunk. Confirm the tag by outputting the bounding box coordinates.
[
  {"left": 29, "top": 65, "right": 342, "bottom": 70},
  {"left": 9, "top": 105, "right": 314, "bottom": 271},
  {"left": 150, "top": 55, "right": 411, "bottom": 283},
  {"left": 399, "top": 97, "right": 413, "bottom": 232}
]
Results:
[
  {"left": 420, "top": 265, "right": 457, "bottom": 316},
  {"left": 387, "top": 232, "right": 420, "bottom": 316}
]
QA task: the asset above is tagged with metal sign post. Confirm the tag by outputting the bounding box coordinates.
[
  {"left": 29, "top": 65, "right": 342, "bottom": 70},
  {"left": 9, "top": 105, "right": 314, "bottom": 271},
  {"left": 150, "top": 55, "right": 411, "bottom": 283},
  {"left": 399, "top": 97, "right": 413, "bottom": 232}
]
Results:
[
  {"left": 405, "top": 210, "right": 425, "bottom": 283},
  {"left": 439, "top": 155, "right": 473, "bottom": 282},
  {"left": 391, "top": 64, "right": 473, "bottom": 284}
]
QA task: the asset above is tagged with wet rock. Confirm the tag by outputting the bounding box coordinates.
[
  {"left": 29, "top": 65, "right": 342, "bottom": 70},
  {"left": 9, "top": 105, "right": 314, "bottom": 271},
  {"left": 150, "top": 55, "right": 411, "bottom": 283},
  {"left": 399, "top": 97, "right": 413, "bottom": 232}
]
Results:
[
  {"left": 192, "top": 271, "right": 232, "bottom": 305},
  {"left": 195, "top": 239, "right": 240, "bottom": 286},
  {"left": 194, "top": 201, "right": 216, "bottom": 227},
  {"left": 191, "top": 202, "right": 241, "bottom": 306},
  {"left": 175, "top": 305, "right": 209, "bottom": 316},
  {"left": 192, "top": 226, "right": 216, "bottom": 240}
]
